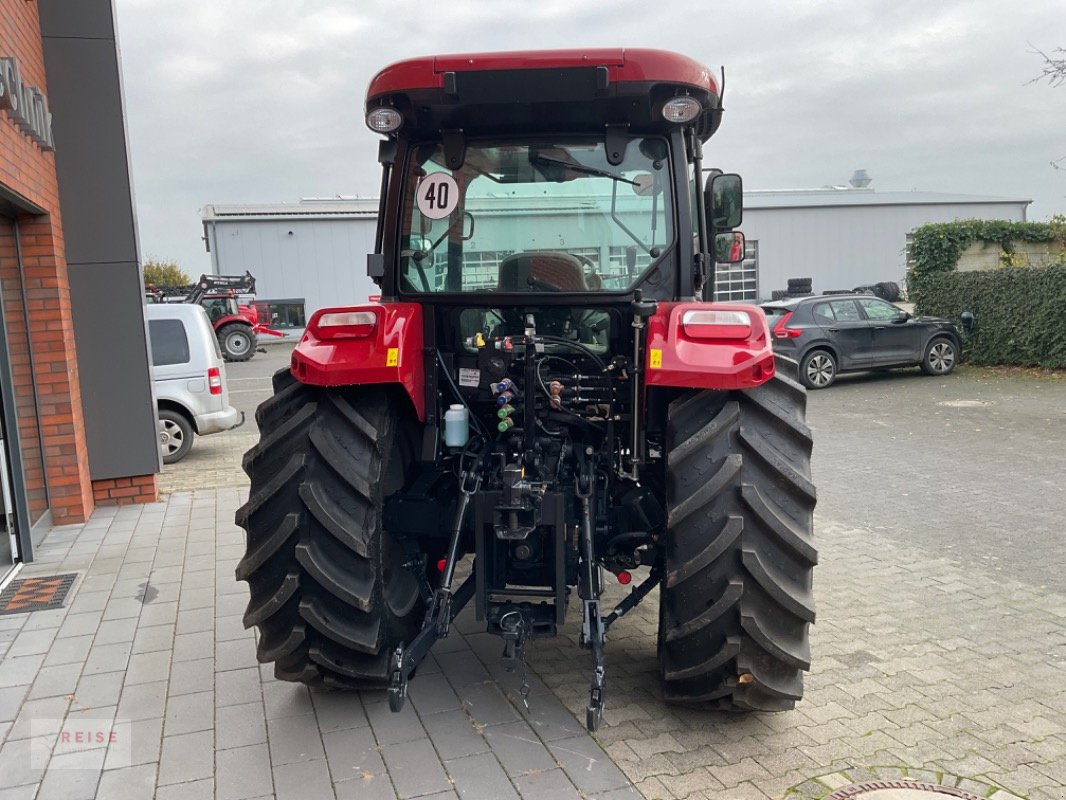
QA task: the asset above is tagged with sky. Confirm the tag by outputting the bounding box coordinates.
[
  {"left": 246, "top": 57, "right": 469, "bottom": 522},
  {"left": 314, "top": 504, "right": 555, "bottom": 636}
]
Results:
[{"left": 113, "top": 0, "right": 1066, "bottom": 274}]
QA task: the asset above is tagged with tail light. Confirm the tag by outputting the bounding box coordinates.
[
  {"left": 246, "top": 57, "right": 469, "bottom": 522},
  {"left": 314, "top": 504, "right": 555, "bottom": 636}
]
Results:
[
  {"left": 312, "top": 310, "right": 377, "bottom": 339},
  {"left": 681, "top": 309, "right": 752, "bottom": 339},
  {"left": 773, "top": 312, "right": 802, "bottom": 339},
  {"left": 207, "top": 367, "right": 222, "bottom": 395}
]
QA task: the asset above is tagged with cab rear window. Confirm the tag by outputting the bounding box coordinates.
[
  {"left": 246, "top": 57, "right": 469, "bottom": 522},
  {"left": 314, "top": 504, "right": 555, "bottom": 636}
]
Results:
[{"left": 149, "top": 319, "right": 190, "bottom": 366}]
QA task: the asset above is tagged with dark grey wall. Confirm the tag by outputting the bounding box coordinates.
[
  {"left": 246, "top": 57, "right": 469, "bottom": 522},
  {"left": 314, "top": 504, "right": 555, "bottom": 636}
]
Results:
[{"left": 40, "top": 0, "right": 160, "bottom": 479}]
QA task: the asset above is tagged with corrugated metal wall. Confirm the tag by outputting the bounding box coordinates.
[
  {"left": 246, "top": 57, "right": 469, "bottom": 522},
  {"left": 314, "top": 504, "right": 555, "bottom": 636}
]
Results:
[
  {"left": 210, "top": 217, "right": 378, "bottom": 312},
  {"left": 742, "top": 202, "right": 1026, "bottom": 296}
]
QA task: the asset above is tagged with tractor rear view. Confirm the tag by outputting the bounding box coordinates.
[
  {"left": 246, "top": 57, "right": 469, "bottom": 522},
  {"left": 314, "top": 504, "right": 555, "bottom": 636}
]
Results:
[{"left": 235, "top": 48, "right": 816, "bottom": 731}]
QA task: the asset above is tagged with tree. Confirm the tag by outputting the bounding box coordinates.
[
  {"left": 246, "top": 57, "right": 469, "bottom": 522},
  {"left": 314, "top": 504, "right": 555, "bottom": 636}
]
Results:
[
  {"left": 1030, "top": 45, "right": 1065, "bottom": 170},
  {"left": 1031, "top": 45, "right": 1066, "bottom": 88},
  {"left": 143, "top": 258, "right": 190, "bottom": 287}
]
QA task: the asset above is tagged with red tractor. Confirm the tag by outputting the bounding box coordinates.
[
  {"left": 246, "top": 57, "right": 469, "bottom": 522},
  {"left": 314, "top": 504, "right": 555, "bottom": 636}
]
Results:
[
  {"left": 236, "top": 49, "right": 816, "bottom": 731},
  {"left": 146, "top": 272, "right": 284, "bottom": 361}
]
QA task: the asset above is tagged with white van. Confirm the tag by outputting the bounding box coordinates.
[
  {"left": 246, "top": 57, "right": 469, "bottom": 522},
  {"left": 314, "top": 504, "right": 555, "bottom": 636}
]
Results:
[{"left": 146, "top": 304, "right": 244, "bottom": 463}]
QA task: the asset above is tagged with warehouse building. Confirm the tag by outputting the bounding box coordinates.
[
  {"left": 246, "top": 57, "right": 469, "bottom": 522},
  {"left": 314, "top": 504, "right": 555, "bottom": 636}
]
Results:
[
  {"left": 1, "top": 0, "right": 158, "bottom": 581},
  {"left": 201, "top": 176, "right": 1030, "bottom": 327}
]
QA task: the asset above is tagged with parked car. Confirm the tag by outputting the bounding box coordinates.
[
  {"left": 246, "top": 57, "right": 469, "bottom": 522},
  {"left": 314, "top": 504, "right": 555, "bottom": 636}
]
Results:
[
  {"left": 760, "top": 295, "right": 961, "bottom": 389},
  {"left": 146, "top": 304, "right": 244, "bottom": 463}
]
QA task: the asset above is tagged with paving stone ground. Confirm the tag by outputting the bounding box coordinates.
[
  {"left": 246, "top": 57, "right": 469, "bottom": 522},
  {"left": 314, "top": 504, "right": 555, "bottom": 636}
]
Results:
[
  {"left": 3, "top": 353, "right": 1065, "bottom": 799},
  {"left": 0, "top": 493, "right": 637, "bottom": 800}
]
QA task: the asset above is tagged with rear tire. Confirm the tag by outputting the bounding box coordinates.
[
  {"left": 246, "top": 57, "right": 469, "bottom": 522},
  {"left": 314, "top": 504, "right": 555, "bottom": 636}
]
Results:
[
  {"left": 158, "top": 409, "right": 193, "bottom": 464},
  {"left": 235, "top": 369, "right": 424, "bottom": 688},
  {"left": 799, "top": 349, "right": 837, "bottom": 389},
  {"left": 658, "top": 366, "right": 816, "bottom": 710},
  {"left": 219, "top": 324, "right": 256, "bottom": 362}
]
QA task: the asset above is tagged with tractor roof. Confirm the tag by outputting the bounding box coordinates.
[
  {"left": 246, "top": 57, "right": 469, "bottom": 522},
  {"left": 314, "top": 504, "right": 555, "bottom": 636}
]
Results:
[{"left": 365, "top": 48, "right": 723, "bottom": 140}]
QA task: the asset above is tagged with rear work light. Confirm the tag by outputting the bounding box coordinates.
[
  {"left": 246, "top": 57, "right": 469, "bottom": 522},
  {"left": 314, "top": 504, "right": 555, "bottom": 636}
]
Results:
[
  {"left": 314, "top": 310, "right": 377, "bottom": 339},
  {"left": 681, "top": 309, "right": 752, "bottom": 339},
  {"left": 366, "top": 107, "right": 403, "bottom": 133},
  {"left": 207, "top": 367, "right": 222, "bottom": 396},
  {"left": 661, "top": 96, "right": 701, "bottom": 124},
  {"left": 772, "top": 312, "right": 802, "bottom": 339}
]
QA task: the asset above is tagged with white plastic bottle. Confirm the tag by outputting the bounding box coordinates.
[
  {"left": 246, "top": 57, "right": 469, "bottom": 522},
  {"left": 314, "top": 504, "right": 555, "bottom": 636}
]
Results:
[{"left": 443, "top": 404, "right": 469, "bottom": 447}]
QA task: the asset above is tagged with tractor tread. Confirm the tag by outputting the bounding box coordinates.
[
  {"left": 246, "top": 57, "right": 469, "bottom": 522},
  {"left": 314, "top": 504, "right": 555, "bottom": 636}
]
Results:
[
  {"left": 658, "top": 375, "right": 816, "bottom": 710},
  {"left": 235, "top": 382, "right": 423, "bottom": 691}
]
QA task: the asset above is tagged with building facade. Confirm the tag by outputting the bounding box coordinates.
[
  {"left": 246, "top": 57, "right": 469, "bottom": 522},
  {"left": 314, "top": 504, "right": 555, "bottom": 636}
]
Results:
[
  {"left": 740, "top": 188, "right": 1030, "bottom": 298},
  {"left": 1, "top": 0, "right": 158, "bottom": 581}
]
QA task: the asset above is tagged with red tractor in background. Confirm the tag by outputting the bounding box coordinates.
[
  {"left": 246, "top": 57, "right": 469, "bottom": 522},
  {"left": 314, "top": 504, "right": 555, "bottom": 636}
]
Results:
[
  {"left": 145, "top": 272, "right": 284, "bottom": 361},
  {"left": 236, "top": 49, "right": 816, "bottom": 731}
]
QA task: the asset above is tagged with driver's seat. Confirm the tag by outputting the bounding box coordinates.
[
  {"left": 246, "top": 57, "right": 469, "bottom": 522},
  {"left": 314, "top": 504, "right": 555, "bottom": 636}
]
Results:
[{"left": 497, "top": 251, "right": 587, "bottom": 292}]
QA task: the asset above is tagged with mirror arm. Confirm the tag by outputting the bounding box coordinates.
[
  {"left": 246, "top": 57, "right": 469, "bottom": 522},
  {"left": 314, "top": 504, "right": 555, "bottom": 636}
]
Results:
[{"left": 689, "top": 129, "right": 712, "bottom": 299}]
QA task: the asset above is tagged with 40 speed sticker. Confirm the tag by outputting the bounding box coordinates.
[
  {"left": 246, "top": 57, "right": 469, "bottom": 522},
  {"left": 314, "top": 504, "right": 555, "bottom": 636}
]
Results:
[{"left": 416, "top": 173, "right": 459, "bottom": 220}]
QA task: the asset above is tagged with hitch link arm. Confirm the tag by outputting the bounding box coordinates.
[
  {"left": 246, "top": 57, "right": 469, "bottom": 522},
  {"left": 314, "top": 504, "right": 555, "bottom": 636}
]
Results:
[
  {"left": 576, "top": 471, "right": 606, "bottom": 731},
  {"left": 388, "top": 471, "right": 481, "bottom": 713}
]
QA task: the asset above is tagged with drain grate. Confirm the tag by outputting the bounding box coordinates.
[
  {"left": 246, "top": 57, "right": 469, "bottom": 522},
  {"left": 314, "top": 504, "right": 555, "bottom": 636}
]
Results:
[
  {"left": 0, "top": 573, "right": 78, "bottom": 615},
  {"left": 827, "top": 781, "right": 984, "bottom": 800}
]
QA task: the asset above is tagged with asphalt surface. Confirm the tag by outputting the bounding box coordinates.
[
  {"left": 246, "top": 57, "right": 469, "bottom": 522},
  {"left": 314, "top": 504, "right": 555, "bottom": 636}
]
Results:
[{"left": 806, "top": 365, "right": 1066, "bottom": 592}]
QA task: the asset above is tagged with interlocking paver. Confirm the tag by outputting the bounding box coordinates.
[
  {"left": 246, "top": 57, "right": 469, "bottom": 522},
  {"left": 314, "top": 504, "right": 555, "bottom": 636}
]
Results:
[
  {"left": 95, "top": 763, "right": 156, "bottom": 800},
  {"left": 443, "top": 752, "right": 518, "bottom": 800},
  {"left": 481, "top": 719, "right": 558, "bottom": 777},
  {"left": 116, "top": 680, "right": 167, "bottom": 721},
  {"left": 421, "top": 708, "right": 492, "bottom": 761},
  {"left": 164, "top": 689, "right": 214, "bottom": 735},
  {"left": 216, "top": 701, "right": 267, "bottom": 749},
  {"left": 266, "top": 712, "right": 327, "bottom": 765},
  {"left": 33, "top": 748, "right": 105, "bottom": 800},
  {"left": 271, "top": 758, "right": 335, "bottom": 800},
  {"left": 216, "top": 743, "right": 274, "bottom": 800},
  {"left": 158, "top": 729, "right": 214, "bottom": 785},
  {"left": 384, "top": 739, "right": 454, "bottom": 798}
]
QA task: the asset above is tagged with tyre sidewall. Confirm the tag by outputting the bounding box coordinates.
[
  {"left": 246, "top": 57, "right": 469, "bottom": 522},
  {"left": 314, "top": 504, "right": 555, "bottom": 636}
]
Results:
[
  {"left": 158, "top": 409, "right": 193, "bottom": 463},
  {"left": 220, "top": 325, "right": 254, "bottom": 361},
  {"left": 800, "top": 350, "right": 836, "bottom": 389},
  {"left": 922, "top": 336, "right": 957, "bottom": 376}
]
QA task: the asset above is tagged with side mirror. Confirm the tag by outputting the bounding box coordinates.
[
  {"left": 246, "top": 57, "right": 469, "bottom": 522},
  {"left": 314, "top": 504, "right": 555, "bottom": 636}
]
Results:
[
  {"left": 704, "top": 172, "right": 743, "bottom": 231},
  {"left": 961, "top": 311, "right": 975, "bottom": 333},
  {"left": 892, "top": 311, "right": 911, "bottom": 324},
  {"left": 714, "top": 231, "right": 746, "bottom": 264}
]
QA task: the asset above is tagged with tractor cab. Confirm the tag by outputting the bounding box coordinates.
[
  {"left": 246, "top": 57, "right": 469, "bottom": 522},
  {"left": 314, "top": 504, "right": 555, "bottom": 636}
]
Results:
[{"left": 364, "top": 48, "right": 741, "bottom": 306}]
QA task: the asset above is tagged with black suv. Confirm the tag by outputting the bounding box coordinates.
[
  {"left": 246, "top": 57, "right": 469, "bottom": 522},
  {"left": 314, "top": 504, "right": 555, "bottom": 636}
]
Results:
[{"left": 760, "top": 295, "right": 961, "bottom": 389}]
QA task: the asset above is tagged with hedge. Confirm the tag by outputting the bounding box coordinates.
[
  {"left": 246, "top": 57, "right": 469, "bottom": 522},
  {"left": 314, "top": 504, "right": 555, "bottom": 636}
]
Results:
[
  {"left": 907, "top": 217, "right": 1066, "bottom": 297},
  {"left": 912, "top": 264, "right": 1066, "bottom": 368}
]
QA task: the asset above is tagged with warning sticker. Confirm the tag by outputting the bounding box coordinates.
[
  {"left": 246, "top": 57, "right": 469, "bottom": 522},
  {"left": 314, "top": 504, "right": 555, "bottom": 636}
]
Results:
[
  {"left": 458, "top": 368, "right": 481, "bottom": 388},
  {"left": 649, "top": 349, "right": 663, "bottom": 369},
  {"left": 416, "top": 173, "right": 460, "bottom": 220},
  {"left": 386, "top": 348, "right": 399, "bottom": 367}
]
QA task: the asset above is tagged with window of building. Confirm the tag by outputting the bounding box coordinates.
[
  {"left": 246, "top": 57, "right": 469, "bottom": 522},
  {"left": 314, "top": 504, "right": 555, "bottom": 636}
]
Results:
[{"left": 714, "top": 239, "right": 759, "bottom": 302}]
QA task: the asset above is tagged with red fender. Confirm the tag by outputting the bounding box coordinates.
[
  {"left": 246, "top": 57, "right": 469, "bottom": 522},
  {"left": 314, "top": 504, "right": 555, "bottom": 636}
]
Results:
[
  {"left": 290, "top": 303, "right": 425, "bottom": 420},
  {"left": 645, "top": 302, "right": 776, "bottom": 390}
]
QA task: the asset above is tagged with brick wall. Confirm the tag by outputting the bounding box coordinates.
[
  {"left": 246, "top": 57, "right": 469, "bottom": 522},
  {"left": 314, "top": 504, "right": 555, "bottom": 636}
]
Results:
[
  {"left": 1, "top": 0, "right": 94, "bottom": 524},
  {"left": 92, "top": 474, "right": 157, "bottom": 506}
]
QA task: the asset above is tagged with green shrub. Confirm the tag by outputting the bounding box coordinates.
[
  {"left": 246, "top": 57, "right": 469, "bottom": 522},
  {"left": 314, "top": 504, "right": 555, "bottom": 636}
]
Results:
[
  {"left": 907, "top": 218, "right": 1066, "bottom": 297},
  {"left": 913, "top": 264, "right": 1066, "bottom": 368},
  {"left": 143, "top": 258, "right": 190, "bottom": 287}
]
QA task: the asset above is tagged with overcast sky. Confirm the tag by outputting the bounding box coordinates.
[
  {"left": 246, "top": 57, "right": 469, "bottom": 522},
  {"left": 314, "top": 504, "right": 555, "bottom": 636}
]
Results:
[{"left": 114, "top": 0, "right": 1065, "bottom": 273}]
